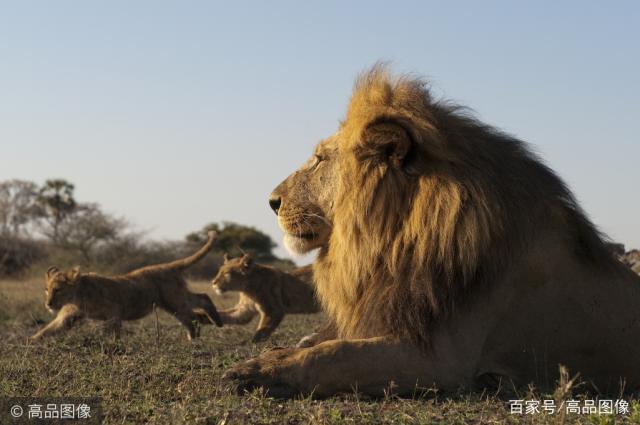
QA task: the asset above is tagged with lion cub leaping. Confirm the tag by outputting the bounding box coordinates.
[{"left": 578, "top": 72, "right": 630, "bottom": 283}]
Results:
[
  {"left": 211, "top": 254, "right": 319, "bottom": 342},
  {"left": 31, "top": 231, "right": 222, "bottom": 342}
]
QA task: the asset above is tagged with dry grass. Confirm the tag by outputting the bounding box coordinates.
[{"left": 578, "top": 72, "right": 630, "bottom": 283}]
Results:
[{"left": 1, "top": 278, "right": 638, "bottom": 424}]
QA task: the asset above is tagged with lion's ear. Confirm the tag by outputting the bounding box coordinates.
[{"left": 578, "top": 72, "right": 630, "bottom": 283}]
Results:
[
  {"left": 46, "top": 266, "right": 59, "bottom": 279},
  {"left": 70, "top": 266, "right": 81, "bottom": 281},
  {"left": 360, "top": 119, "right": 412, "bottom": 167}
]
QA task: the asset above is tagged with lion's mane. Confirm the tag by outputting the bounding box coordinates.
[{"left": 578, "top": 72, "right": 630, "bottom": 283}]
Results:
[{"left": 313, "top": 65, "right": 616, "bottom": 348}]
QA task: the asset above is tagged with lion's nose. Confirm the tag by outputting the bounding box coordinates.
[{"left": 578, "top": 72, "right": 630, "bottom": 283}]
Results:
[{"left": 269, "top": 197, "right": 281, "bottom": 215}]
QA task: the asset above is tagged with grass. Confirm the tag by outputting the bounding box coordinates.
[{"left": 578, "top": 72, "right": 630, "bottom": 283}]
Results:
[{"left": 1, "top": 278, "right": 638, "bottom": 424}]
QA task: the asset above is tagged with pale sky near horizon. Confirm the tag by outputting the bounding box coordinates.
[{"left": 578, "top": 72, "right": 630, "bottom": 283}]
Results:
[{"left": 1, "top": 1, "right": 638, "bottom": 264}]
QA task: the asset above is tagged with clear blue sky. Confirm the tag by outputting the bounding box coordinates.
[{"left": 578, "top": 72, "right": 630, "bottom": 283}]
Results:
[{"left": 1, "top": 1, "right": 638, "bottom": 263}]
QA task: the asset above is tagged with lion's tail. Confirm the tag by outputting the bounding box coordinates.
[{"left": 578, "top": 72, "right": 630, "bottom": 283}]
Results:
[
  {"left": 163, "top": 230, "right": 217, "bottom": 271},
  {"left": 127, "top": 231, "right": 217, "bottom": 276}
]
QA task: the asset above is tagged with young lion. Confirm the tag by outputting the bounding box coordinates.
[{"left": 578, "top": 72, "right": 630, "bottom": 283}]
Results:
[
  {"left": 31, "top": 231, "right": 222, "bottom": 341},
  {"left": 211, "top": 253, "right": 319, "bottom": 342}
]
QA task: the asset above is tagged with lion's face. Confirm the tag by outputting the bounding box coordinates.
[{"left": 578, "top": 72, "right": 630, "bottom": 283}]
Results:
[
  {"left": 44, "top": 266, "right": 80, "bottom": 312},
  {"left": 211, "top": 254, "right": 255, "bottom": 294},
  {"left": 269, "top": 136, "right": 340, "bottom": 255}
]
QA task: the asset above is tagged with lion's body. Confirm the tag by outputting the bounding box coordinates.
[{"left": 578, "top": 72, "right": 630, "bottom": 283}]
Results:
[
  {"left": 225, "top": 66, "right": 640, "bottom": 397},
  {"left": 212, "top": 255, "right": 319, "bottom": 342},
  {"left": 32, "top": 232, "right": 222, "bottom": 341}
]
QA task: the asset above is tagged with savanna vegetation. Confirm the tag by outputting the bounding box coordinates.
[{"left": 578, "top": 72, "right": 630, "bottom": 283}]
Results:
[
  {"left": 1, "top": 178, "right": 638, "bottom": 423},
  {"left": 2, "top": 278, "right": 639, "bottom": 424},
  {"left": 0, "top": 178, "right": 293, "bottom": 280}
]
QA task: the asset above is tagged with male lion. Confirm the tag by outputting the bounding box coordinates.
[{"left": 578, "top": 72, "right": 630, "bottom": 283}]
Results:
[
  {"left": 31, "top": 231, "right": 222, "bottom": 341},
  {"left": 211, "top": 253, "right": 319, "bottom": 342},
  {"left": 224, "top": 66, "right": 640, "bottom": 398}
]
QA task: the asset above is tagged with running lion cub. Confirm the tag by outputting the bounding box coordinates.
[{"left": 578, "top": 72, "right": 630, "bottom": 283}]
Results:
[
  {"left": 211, "top": 254, "right": 319, "bottom": 342},
  {"left": 31, "top": 231, "right": 222, "bottom": 341}
]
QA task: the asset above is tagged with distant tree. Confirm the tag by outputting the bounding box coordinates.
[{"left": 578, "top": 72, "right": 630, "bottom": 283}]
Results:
[
  {"left": 186, "top": 222, "right": 277, "bottom": 261},
  {"left": 55, "top": 203, "right": 127, "bottom": 263},
  {"left": 0, "top": 235, "right": 46, "bottom": 277},
  {"left": 0, "top": 179, "right": 41, "bottom": 237},
  {"left": 37, "top": 179, "right": 77, "bottom": 243},
  {"left": 0, "top": 179, "right": 46, "bottom": 276}
]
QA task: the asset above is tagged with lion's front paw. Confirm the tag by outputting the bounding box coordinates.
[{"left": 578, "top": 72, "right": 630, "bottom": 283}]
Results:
[{"left": 222, "top": 347, "right": 304, "bottom": 398}]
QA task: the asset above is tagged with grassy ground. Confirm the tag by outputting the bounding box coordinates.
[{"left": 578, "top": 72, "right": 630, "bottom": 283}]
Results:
[{"left": 1, "top": 278, "right": 638, "bottom": 424}]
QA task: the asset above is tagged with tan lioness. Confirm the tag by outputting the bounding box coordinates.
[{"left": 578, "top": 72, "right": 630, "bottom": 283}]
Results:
[
  {"left": 31, "top": 231, "right": 222, "bottom": 341},
  {"left": 211, "top": 254, "right": 319, "bottom": 342},
  {"left": 224, "top": 65, "right": 640, "bottom": 398}
]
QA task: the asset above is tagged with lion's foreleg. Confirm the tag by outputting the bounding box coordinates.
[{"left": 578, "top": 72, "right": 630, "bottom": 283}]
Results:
[
  {"left": 251, "top": 310, "right": 284, "bottom": 343},
  {"left": 173, "top": 311, "right": 198, "bottom": 341},
  {"left": 194, "top": 311, "right": 214, "bottom": 324},
  {"left": 218, "top": 302, "right": 258, "bottom": 326},
  {"left": 191, "top": 293, "right": 223, "bottom": 327},
  {"left": 30, "top": 305, "right": 83, "bottom": 341},
  {"left": 225, "top": 336, "right": 440, "bottom": 398}
]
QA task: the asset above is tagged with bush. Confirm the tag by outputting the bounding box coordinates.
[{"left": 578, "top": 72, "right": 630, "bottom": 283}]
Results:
[{"left": 0, "top": 236, "right": 47, "bottom": 278}]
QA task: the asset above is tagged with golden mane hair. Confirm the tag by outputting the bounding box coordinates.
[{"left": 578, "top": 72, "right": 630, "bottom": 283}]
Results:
[{"left": 313, "top": 65, "right": 616, "bottom": 349}]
